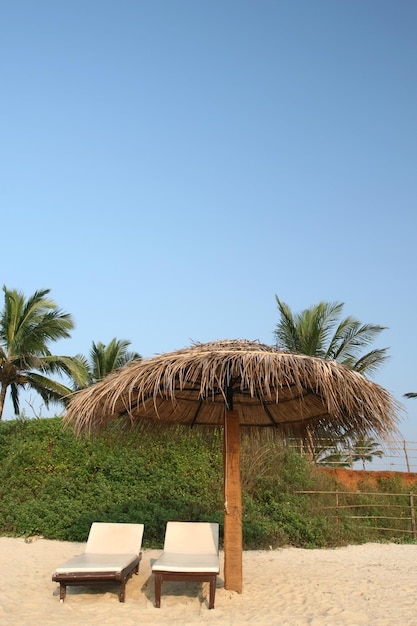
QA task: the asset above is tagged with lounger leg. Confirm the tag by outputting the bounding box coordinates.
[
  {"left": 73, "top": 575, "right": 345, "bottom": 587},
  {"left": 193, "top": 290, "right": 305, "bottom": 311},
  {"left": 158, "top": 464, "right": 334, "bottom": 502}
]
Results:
[
  {"left": 208, "top": 575, "right": 216, "bottom": 609},
  {"left": 59, "top": 583, "right": 67, "bottom": 602},
  {"left": 119, "top": 581, "right": 126, "bottom": 603},
  {"left": 154, "top": 573, "right": 162, "bottom": 608}
]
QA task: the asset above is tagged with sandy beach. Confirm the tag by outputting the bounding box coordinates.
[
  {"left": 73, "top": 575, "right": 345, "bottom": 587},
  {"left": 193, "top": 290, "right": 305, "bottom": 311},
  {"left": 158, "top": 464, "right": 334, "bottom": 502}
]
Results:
[{"left": 1, "top": 537, "right": 416, "bottom": 626}]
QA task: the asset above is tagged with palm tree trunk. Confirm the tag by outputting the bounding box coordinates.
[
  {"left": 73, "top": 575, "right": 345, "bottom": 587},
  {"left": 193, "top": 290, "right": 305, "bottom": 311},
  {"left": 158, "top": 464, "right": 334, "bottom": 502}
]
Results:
[{"left": 0, "top": 382, "right": 8, "bottom": 420}]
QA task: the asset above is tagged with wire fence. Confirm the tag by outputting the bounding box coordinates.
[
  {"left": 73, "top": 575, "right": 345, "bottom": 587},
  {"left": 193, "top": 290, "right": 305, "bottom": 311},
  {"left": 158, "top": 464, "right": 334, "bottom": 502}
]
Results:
[
  {"left": 296, "top": 490, "right": 417, "bottom": 540},
  {"left": 288, "top": 439, "right": 417, "bottom": 473}
]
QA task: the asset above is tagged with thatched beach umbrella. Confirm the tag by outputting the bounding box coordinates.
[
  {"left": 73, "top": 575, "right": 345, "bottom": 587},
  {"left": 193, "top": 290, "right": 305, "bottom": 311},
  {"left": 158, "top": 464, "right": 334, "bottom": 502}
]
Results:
[{"left": 65, "top": 339, "right": 400, "bottom": 593}]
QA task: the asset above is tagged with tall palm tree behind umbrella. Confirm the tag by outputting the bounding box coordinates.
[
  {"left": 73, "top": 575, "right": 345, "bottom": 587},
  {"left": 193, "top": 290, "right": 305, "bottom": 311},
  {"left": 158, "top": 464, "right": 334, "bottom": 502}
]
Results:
[
  {"left": 274, "top": 297, "right": 389, "bottom": 375},
  {"left": 0, "top": 286, "right": 86, "bottom": 420},
  {"left": 274, "top": 297, "right": 390, "bottom": 458},
  {"left": 74, "top": 338, "right": 142, "bottom": 389},
  {"left": 65, "top": 339, "right": 400, "bottom": 593}
]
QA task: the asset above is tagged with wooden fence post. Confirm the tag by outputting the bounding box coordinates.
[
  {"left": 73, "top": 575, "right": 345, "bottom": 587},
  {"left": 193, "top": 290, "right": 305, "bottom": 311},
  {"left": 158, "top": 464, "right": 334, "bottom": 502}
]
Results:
[
  {"left": 347, "top": 443, "right": 353, "bottom": 468},
  {"left": 403, "top": 440, "right": 411, "bottom": 473},
  {"left": 410, "top": 492, "right": 416, "bottom": 539}
]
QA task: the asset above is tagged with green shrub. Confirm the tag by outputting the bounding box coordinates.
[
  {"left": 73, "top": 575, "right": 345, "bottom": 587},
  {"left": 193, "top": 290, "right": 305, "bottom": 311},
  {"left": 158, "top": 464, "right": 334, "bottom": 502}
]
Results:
[{"left": 0, "top": 418, "right": 415, "bottom": 548}]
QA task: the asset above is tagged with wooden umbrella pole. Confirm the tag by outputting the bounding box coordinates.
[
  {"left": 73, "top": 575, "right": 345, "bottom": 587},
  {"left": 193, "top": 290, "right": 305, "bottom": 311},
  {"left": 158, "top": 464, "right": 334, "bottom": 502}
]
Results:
[{"left": 223, "top": 409, "right": 243, "bottom": 593}]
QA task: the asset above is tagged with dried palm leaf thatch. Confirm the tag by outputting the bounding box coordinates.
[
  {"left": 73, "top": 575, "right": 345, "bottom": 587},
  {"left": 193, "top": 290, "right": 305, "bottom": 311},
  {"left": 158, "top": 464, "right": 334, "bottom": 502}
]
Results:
[{"left": 65, "top": 339, "right": 400, "bottom": 441}]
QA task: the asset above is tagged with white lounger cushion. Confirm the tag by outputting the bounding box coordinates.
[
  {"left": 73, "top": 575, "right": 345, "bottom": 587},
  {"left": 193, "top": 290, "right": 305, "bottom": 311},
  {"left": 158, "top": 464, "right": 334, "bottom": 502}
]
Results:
[
  {"left": 162, "top": 521, "right": 219, "bottom": 554},
  {"left": 85, "top": 522, "right": 144, "bottom": 554},
  {"left": 54, "top": 523, "right": 144, "bottom": 574},
  {"left": 152, "top": 552, "right": 219, "bottom": 573},
  {"left": 152, "top": 522, "right": 219, "bottom": 574},
  {"left": 55, "top": 553, "right": 138, "bottom": 574}
]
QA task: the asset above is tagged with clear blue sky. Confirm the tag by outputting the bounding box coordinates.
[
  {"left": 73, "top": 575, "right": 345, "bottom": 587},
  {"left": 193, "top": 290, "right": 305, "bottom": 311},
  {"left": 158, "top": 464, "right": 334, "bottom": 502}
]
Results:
[{"left": 2, "top": 1, "right": 416, "bottom": 439}]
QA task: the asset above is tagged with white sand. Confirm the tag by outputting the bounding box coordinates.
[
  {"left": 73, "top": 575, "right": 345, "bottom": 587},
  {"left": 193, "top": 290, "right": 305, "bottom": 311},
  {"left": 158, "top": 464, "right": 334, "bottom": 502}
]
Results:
[{"left": 1, "top": 537, "right": 416, "bottom": 625}]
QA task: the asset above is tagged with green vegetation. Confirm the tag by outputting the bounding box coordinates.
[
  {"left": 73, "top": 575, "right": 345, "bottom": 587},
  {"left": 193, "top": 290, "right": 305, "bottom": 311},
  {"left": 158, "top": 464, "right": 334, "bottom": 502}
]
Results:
[
  {"left": 0, "top": 417, "right": 224, "bottom": 546},
  {"left": 74, "top": 338, "right": 142, "bottom": 389},
  {"left": 0, "top": 418, "right": 415, "bottom": 549},
  {"left": 274, "top": 296, "right": 388, "bottom": 376},
  {"left": 0, "top": 285, "right": 143, "bottom": 420},
  {"left": 0, "top": 286, "right": 86, "bottom": 420}
]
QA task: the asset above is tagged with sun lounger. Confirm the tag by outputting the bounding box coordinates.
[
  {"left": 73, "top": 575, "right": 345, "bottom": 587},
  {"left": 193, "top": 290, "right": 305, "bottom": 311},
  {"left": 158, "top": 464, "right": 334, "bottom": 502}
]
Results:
[
  {"left": 52, "top": 522, "right": 144, "bottom": 602},
  {"left": 152, "top": 521, "right": 219, "bottom": 609}
]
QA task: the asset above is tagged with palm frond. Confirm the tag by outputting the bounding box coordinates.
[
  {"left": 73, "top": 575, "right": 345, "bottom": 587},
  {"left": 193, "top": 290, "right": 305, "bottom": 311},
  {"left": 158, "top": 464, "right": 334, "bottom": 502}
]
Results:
[
  {"left": 352, "top": 348, "right": 390, "bottom": 376},
  {"left": 25, "top": 372, "right": 73, "bottom": 407},
  {"left": 274, "top": 296, "right": 299, "bottom": 351}
]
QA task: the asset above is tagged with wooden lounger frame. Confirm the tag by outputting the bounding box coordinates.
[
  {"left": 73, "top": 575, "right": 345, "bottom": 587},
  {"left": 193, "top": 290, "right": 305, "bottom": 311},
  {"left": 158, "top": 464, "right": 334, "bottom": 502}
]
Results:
[
  {"left": 154, "top": 569, "right": 217, "bottom": 609},
  {"left": 152, "top": 521, "right": 219, "bottom": 609},
  {"left": 52, "top": 554, "right": 142, "bottom": 602}
]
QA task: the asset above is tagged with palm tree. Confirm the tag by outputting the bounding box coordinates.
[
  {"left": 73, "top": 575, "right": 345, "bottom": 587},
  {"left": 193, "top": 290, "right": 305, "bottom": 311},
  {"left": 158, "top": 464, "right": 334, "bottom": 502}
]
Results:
[
  {"left": 75, "top": 338, "right": 141, "bottom": 388},
  {"left": 0, "top": 286, "right": 86, "bottom": 420},
  {"left": 349, "top": 436, "right": 384, "bottom": 470},
  {"left": 274, "top": 296, "right": 389, "bottom": 376},
  {"left": 274, "top": 297, "right": 389, "bottom": 460},
  {"left": 314, "top": 446, "right": 351, "bottom": 467}
]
